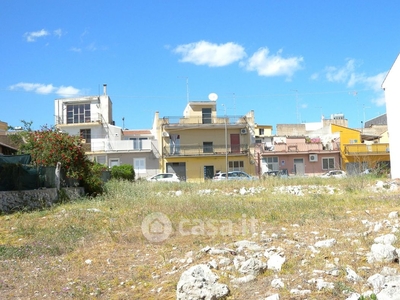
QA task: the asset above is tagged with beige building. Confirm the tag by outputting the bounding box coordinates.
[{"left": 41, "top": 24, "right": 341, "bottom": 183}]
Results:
[{"left": 154, "top": 100, "right": 256, "bottom": 182}]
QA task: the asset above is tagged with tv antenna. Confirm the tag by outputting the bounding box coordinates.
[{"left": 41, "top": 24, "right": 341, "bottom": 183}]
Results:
[{"left": 178, "top": 76, "right": 190, "bottom": 103}]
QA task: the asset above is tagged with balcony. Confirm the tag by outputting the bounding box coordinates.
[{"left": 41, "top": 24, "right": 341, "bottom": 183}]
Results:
[
  {"left": 162, "top": 115, "right": 248, "bottom": 127},
  {"left": 89, "top": 139, "right": 153, "bottom": 152},
  {"left": 261, "top": 143, "right": 339, "bottom": 153},
  {"left": 55, "top": 114, "right": 104, "bottom": 126},
  {"left": 344, "top": 143, "right": 390, "bottom": 155},
  {"left": 164, "top": 143, "right": 249, "bottom": 157}
]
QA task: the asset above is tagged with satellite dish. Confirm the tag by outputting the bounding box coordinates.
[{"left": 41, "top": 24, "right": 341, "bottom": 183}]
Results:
[{"left": 208, "top": 93, "right": 218, "bottom": 101}]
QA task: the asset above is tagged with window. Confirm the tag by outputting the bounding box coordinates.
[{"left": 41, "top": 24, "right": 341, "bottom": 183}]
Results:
[
  {"left": 262, "top": 156, "right": 279, "bottom": 171},
  {"left": 229, "top": 160, "right": 244, "bottom": 171},
  {"left": 202, "top": 108, "right": 212, "bottom": 124},
  {"left": 294, "top": 158, "right": 304, "bottom": 164},
  {"left": 134, "top": 158, "right": 146, "bottom": 174},
  {"left": 95, "top": 155, "right": 106, "bottom": 165},
  {"left": 322, "top": 157, "right": 335, "bottom": 170},
  {"left": 109, "top": 158, "right": 120, "bottom": 168},
  {"left": 170, "top": 134, "right": 180, "bottom": 154},
  {"left": 67, "top": 104, "right": 91, "bottom": 124},
  {"left": 130, "top": 137, "right": 147, "bottom": 150},
  {"left": 80, "top": 129, "right": 91, "bottom": 143},
  {"left": 203, "top": 142, "right": 213, "bottom": 153},
  {"left": 259, "top": 128, "right": 264, "bottom": 135}
]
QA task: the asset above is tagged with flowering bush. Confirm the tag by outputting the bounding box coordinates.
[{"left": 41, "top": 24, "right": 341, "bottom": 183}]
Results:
[
  {"left": 12, "top": 124, "right": 106, "bottom": 196},
  {"left": 26, "top": 125, "right": 88, "bottom": 179}
]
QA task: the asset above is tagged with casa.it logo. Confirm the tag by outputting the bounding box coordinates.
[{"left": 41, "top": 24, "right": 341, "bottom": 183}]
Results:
[{"left": 141, "top": 212, "right": 173, "bottom": 243}]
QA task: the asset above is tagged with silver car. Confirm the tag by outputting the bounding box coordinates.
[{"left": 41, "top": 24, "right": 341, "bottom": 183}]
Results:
[
  {"left": 213, "top": 171, "right": 254, "bottom": 180},
  {"left": 147, "top": 173, "right": 180, "bottom": 182}
]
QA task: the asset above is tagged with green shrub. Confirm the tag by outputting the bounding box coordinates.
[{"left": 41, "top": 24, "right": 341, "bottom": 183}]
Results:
[
  {"left": 82, "top": 162, "right": 109, "bottom": 196},
  {"left": 111, "top": 164, "right": 135, "bottom": 181}
]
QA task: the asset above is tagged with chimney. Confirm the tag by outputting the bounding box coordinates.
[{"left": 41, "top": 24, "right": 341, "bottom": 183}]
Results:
[{"left": 103, "top": 84, "right": 107, "bottom": 95}]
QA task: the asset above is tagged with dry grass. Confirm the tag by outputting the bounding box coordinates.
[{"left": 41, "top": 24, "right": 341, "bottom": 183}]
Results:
[{"left": 1, "top": 176, "right": 399, "bottom": 299}]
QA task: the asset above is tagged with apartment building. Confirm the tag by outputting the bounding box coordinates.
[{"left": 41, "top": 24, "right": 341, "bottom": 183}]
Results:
[
  {"left": 154, "top": 100, "right": 256, "bottom": 182},
  {"left": 54, "top": 84, "right": 159, "bottom": 177}
]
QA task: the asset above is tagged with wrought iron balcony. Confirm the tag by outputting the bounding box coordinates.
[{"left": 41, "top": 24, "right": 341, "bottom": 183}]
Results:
[
  {"left": 162, "top": 115, "right": 249, "bottom": 127},
  {"left": 164, "top": 143, "right": 249, "bottom": 157}
]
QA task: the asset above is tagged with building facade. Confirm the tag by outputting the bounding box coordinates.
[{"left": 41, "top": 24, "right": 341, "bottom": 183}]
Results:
[
  {"left": 331, "top": 124, "right": 390, "bottom": 174},
  {"left": 54, "top": 84, "right": 160, "bottom": 177},
  {"left": 382, "top": 53, "right": 400, "bottom": 179},
  {"left": 154, "top": 101, "right": 256, "bottom": 182}
]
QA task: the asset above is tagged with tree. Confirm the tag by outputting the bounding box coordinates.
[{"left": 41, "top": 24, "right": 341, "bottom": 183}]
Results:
[
  {"left": 18, "top": 124, "right": 106, "bottom": 195},
  {"left": 23, "top": 125, "right": 88, "bottom": 180}
]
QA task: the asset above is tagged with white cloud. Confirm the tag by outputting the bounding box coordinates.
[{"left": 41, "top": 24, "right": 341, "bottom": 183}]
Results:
[
  {"left": 347, "top": 70, "right": 387, "bottom": 107},
  {"left": 372, "top": 95, "right": 386, "bottom": 107},
  {"left": 174, "top": 41, "right": 246, "bottom": 67},
  {"left": 301, "top": 103, "right": 308, "bottom": 109},
  {"left": 359, "top": 72, "right": 387, "bottom": 92},
  {"left": 242, "top": 48, "right": 303, "bottom": 78},
  {"left": 324, "top": 59, "right": 387, "bottom": 92},
  {"left": 70, "top": 47, "right": 82, "bottom": 52},
  {"left": 9, "top": 83, "right": 55, "bottom": 94},
  {"left": 323, "top": 60, "right": 388, "bottom": 107},
  {"left": 53, "top": 29, "right": 63, "bottom": 38},
  {"left": 56, "top": 86, "right": 80, "bottom": 97},
  {"left": 325, "top": 59, "right": 355, "bottom": 83},
  {"left": 9, "top": 82, "right": 80, "bottom": 97},
  {"left": 310, "top": 73, "right": 319, "bottom": 80},
  {"left": 24, "top": 29, "right": 50, "bottom": 42},
  {"left": 86, "top": 42, "right": 97, "bottom": 52}
]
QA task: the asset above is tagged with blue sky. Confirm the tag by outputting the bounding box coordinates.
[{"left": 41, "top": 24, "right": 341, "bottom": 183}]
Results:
[{"left": 2, "top": 1, "right": 399, "bottom": 132}]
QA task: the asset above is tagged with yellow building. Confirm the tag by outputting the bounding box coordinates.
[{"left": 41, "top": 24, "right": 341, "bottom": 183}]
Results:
[
  {"left": 155, "top": 101, "right": 256, "bottom": 182},
  {"left": 331, "top": 124, "right": 390, "bottom": 174}
]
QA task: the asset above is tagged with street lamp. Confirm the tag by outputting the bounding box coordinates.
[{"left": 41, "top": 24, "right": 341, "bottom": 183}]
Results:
[{"left": 222, "top": 104, "right": 228, "bottom": 180}]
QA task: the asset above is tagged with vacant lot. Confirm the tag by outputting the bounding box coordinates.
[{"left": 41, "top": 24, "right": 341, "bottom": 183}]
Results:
[{"left": 1, "top": 176, "right": 399, "bottom": 299}]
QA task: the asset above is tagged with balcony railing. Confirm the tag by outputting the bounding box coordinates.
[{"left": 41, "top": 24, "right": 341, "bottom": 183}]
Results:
[
  {"left": 260, "top": 143, "right": 339, "bottom": 153},
  {"left": 55, "top": 113, "right": 104, "bottom": 125},
  {"left": 89, "top": 139, "right": 153, "bottom": 152},
  {"left": 164, "top": 143, "right": 249, "bottom": 156},
  {"left": 162, "top": 115, "right": 248, "bottom": 126},
  {"left": 344, "top": 143, "right": 390, "bottom": 155}
]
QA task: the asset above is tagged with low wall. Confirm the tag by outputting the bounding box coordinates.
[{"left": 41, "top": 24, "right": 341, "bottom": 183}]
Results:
[{"left": 0, "top": 187, "right": 85, "bottom": 214}]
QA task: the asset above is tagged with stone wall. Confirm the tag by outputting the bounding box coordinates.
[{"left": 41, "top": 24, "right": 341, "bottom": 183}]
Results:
[{"left": 0, "top": 187, "right": 85, "bottom": 214}]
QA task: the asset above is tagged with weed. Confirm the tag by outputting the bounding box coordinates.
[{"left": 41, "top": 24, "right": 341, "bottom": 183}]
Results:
[{"left": 0, "top": 177, "right": 398, "bottom": 299}]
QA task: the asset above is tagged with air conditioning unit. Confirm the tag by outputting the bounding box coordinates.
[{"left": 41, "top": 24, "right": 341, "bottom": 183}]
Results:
[
  {"left": 240, "top": 128, "right": 247, "bottom": 134},
  {"left": 309, "top": 154, "right": 318, "bottom": 162}
]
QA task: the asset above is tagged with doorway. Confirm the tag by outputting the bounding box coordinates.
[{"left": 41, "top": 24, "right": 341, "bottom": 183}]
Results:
[
  {"left": 230, "top": 134, "right": 240, "bottom": 153},
  {"left": 204, "top": 165, "right": 214, "bottom": 180},
  {"left": 293, "top": 158, "right": 305, "bottom": 175}
]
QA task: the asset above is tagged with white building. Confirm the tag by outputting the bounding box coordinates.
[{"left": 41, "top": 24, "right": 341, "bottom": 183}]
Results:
[
  {"left": 382, "top": 53, "right": 400, "bottom": 179},
  {"left": 54, "top": 84, "right": 160, "bottom": 178}
]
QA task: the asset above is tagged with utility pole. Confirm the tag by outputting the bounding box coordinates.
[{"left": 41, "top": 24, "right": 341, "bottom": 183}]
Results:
[{"left": 222, "top": 104, "right": 228, "bottom": 180}]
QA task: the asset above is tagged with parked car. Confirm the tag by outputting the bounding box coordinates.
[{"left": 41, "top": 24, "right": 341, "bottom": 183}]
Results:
[
  {"left": 320, "top": 170, "right": 347, "bottom": 178},
  {"left": 147, "top": 173, "right": 180, "bottom": 182},
  {"left": 263, "top": 169, "right": 289, "bottom": 178},
  {"left": 213, "top": 171, "right": 254, "bottom": 181},
  {"left": 361, "top": 169, "right": 373, "bottom": 175}
]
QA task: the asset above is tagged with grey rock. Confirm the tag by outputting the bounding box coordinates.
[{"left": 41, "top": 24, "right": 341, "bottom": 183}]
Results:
[{"left": 176, "top": 264, "right": 229, "bottom": 300}]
